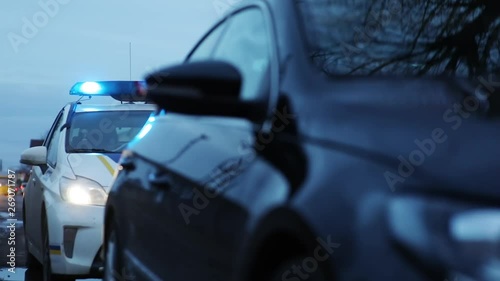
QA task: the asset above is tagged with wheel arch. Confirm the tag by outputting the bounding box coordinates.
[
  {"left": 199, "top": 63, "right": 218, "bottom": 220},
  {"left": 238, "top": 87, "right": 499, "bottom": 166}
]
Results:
[
  {"left": 40, "top": 201, "right": 49, "bottom": 252},
  {"left": 22, "top": 198, "right": 26, "bottom": 223},
  {"left": 103, "top": 204, "right": 115, "bottom": 254},
  {"left": 236, "top": 207, "right": 336, "bottom": 281},
  {"left": 41, "top": 200, "right": 46, "bottom": 217}
]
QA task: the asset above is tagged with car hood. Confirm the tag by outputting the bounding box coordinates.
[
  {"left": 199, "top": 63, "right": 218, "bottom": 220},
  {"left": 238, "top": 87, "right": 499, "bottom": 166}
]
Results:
[{"left": 66, "top": 153, "right": 121, "bottom": 193}]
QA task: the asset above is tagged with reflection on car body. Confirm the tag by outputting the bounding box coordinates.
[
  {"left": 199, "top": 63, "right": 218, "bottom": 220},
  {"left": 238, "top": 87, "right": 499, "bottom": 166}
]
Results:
[{"left": 203, "top": 154, "right": 254, "bottom": 192}]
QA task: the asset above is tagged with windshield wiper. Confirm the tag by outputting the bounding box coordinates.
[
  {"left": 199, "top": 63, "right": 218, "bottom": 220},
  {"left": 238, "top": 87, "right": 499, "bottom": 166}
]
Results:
[{"left": 69, "top": 148, "right": 118, "bottom": 153}]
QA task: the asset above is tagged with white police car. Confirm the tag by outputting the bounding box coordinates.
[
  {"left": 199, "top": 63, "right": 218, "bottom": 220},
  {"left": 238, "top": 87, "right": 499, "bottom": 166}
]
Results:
[{"left": 20, "top": 81, "right": 156, "bottom": 281}]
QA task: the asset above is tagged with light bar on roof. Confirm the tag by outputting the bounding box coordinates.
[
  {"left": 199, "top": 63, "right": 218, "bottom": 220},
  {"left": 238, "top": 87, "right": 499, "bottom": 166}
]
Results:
[
  {"left": 69, "top": 81, "right": 148, "bottom": 102},
  {"left": 79, "top": 82, "right": 102, "bottom": 94}
]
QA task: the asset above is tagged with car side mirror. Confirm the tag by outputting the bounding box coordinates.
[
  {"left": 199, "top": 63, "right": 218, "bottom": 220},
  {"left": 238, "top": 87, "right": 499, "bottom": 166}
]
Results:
[
  {"left": 145, "top": 60, "right": 267, "bottom": 122},
  {"left": 20, "top": 146, "right": 47, "bottom": 166}
]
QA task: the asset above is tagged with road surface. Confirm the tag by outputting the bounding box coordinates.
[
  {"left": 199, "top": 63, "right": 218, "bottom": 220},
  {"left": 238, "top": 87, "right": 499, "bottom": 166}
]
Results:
[{"left": 0, "top": 194, "right": 101, "bottom": 281}]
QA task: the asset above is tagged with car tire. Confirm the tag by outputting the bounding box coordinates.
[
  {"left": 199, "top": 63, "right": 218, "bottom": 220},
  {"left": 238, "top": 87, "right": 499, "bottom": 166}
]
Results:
[
  {"left": 267, "top": 256, "right": 328, "bottom": 281},
  {"left": 42, "top": 214, "right": 75, "bottom": 281},
  {"left": 104, "top": 218, "right": 126, "bottom": 281},
  {"left": 23, "top": 204, "right": 40, "bottom": 269},
  {"left": 24, "top": 233, "right": 39, "bottom": 269}
]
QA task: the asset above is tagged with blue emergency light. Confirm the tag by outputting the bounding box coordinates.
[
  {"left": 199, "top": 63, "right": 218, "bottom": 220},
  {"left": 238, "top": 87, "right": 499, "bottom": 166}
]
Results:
[{"left": 69, "top": 81, "right": 148, "bottom": 102}]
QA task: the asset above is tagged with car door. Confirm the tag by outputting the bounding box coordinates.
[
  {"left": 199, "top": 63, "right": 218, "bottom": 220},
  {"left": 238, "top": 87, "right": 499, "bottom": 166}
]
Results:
[
  {"left": 122, "top": 6, "right": 276, "bottom": 280},
  {"left": 118, "top": 16, "right": 235, "bottom": 280},
  {"left": 137, "top": 6, "right": 277, "bottom": 281},
  {"left": 25, "top": 109, "right": 65, "bottom": 258}
]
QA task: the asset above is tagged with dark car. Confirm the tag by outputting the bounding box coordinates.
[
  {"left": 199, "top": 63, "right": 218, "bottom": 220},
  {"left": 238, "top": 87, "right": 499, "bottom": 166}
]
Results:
[{"left": 103, "top": 0, "right": 500, "bottom": 281}]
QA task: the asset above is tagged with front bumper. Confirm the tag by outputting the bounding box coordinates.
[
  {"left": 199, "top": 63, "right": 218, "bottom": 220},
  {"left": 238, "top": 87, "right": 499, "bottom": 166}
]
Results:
[{"left": 46, "top": 201, "right": 104, "bottom": 276}]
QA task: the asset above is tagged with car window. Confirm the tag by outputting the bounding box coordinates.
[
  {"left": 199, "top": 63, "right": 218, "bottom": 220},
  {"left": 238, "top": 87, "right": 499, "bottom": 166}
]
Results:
[
  {"left": 188, "top": 21, "right": 228, "bottom": 62},
  {"left": 46, "top": 111, "right": 65, "bottom": 167},
  {"left": 211, "top": 8, "right": 271, "bottom": 101},
  {"left": 67, "top": 110, "right": 152, "bottom": 153},
  {"left": 297, "top": 0, "right": 500, "bottom": 77}
]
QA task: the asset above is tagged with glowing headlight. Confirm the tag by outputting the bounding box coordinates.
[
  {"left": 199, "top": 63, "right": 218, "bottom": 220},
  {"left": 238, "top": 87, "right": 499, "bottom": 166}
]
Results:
[{"left": 60, "top": 177, "right": 107, "bottom": 206}]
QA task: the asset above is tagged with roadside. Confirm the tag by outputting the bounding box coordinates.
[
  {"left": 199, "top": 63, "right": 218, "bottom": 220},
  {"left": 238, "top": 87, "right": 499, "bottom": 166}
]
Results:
[{"left": 0, "top": 194, "right": 28, "bottom": 280}]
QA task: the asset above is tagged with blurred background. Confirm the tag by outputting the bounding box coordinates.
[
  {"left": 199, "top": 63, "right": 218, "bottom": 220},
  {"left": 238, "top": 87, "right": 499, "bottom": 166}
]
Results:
[{"left": 0, "top": 0, "right": 227, "bottom": 171}]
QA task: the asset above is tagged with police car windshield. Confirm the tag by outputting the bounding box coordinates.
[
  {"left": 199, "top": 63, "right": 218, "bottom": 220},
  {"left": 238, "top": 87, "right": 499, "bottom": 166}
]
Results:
[
  {"left": 66, "top": 110, "right": 152, "bottom": 153},
  {"left": 297, "top": 0, "right": 500, "bottom": 77}
]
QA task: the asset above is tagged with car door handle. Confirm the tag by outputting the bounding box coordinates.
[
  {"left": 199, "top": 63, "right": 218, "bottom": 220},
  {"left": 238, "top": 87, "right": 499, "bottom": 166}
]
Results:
[{"left": 148, "top": 172, "right": 172, "bottom": 189}]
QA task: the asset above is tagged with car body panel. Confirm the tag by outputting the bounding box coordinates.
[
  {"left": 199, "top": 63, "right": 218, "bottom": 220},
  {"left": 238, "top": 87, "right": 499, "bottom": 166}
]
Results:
[
  {"left": 66, "top": 153, "right": 120, "bottom": 192},
  {"left": 45, "top": 197, "right": 104, "bottom": 274},
  {"left": 113, "top": 115, "right": 257, "bottom": 279}
]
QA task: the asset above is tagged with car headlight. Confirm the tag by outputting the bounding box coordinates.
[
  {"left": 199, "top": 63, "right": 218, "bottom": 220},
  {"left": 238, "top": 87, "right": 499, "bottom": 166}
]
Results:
[
  {"left": 59, "top": 177, "right": 107, "bottom": 206},
  {"left": 388, "top": 196, "right": 500, "bottom": 281}
]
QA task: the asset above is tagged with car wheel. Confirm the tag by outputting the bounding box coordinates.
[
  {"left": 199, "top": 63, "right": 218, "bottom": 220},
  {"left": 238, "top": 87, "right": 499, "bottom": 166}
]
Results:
[
  {"left": 23, "top": 204, "right": 40, "bottom": 269},
  {"left": 41, "top": 214, "right": 53, "bottom": 281},
  {"left": 104, "top": 219, "right": 127, "bottom": 281},
  {"left": 267, "top": 256, "right": 327, "bottom": 281},
  {"left": 24, "top": 230, "right": 39, "bottom": 269}
]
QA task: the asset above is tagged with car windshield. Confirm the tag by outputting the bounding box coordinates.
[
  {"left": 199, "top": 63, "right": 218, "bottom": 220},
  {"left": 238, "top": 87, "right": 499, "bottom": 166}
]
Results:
[
  {"left": 67, "top": 110, "right": 152, "bottom": 153},
  {"left": 296, "top": 0, "right": 500, "bottom": 77}
]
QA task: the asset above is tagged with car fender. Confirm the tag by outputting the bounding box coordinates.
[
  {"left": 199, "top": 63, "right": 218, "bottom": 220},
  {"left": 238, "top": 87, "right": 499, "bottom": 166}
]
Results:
[{"left": 234, "top": 207, "right": 336, "bottom": 281}]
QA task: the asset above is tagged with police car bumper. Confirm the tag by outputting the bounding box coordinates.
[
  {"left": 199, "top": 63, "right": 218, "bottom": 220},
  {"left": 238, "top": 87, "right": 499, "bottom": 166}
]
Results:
[{"left": 46, "top": 201, "right": 104, "bottom": 276}]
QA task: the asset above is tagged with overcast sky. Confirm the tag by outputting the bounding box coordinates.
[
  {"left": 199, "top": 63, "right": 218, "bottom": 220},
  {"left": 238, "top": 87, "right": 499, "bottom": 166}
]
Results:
[{"left": 0, "top": 0, "right": 238, "bottom": 171}]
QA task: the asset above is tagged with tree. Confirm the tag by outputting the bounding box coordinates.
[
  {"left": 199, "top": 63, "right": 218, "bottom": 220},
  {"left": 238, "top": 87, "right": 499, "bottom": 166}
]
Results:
[{"left": 307, "top": 0, "right": 500, "bottom": 78}]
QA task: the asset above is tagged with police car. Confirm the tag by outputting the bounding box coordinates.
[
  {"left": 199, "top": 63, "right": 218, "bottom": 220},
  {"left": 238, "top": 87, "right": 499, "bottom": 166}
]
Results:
[{"left": 20, "top": 81, "right": 156, "bottom": 281}]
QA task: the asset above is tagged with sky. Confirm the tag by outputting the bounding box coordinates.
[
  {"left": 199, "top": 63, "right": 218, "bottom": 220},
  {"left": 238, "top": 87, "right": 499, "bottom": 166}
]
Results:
[{"left": 0, "top": 0, "right": 239, "bottom": 171}]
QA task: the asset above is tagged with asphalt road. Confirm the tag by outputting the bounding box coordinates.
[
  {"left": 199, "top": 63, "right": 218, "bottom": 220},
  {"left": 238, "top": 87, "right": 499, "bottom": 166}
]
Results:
[{"left": 0, "top": 194, "right": 101, "bottom": 281}]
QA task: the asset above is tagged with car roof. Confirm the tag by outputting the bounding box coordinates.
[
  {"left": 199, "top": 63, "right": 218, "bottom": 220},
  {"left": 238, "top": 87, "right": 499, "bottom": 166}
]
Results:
[{"left": 73, "top": 103, "right": 157, "bottom": 113}]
